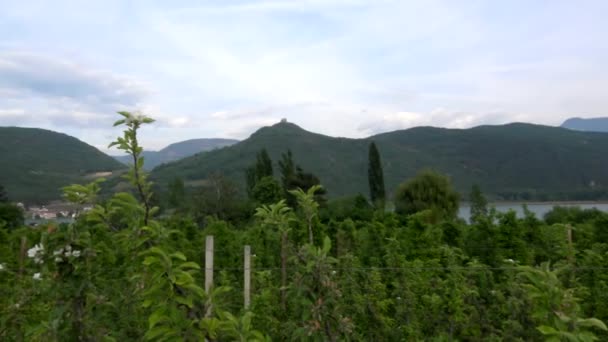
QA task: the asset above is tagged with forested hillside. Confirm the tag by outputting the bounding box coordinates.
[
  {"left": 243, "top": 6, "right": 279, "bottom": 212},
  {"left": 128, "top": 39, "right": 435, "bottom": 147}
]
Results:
[
  {"left": 0, "top": 127, "right": 125, "bottom": 203},
  {"left": 113, "top": 138, "right": 238, "bottom": 170},
  {"left": 152, "top": 121, "right": 608, "bottom": 200}
]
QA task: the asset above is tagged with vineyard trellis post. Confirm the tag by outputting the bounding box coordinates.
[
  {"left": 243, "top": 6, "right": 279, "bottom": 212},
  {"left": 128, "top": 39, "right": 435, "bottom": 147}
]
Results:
[
  {"left": 205, "top": 235, "right": 214, "bottom": 317},
  {"left": 244, "top": 245, "right": 251, "bottom": 310}
]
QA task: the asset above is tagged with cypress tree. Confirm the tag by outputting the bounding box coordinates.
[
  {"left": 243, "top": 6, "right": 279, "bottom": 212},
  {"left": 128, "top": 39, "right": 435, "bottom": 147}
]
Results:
[
  {"left": 0, "top": 184, "right": 8, "bottom": 203},
  {"left": 278, "top": 149, "right": 296, "bottom": 193},
  {"left": 256, "top": 148, "right": 273, "bottom": 179},
  {"left": 368, "top": 142, "right": 386, "bottom": 209},
  {"left": 469, "top": 184, "right": 488, "bottom": 223},
  {"left": 245, "top": 149, "right": 274, "bottom": 198}
]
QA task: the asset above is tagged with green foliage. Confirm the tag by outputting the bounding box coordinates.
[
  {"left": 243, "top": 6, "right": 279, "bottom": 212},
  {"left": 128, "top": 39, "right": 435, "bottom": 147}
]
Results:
[
  {"left": 290, "top": 185, "right": 323, "bottom": 244},
  {"left": 0, "top": 203, "right": 24, "bottom": 229},
  {"left": 368, "top": 142, "right": 386, "bottom": 209},
  {"left": 245, "top": 149, "right": 274, "bottom": 198},
  {"left": 469, "top": 184, "right": 488, "bottom": 223},
  {"left": 191, "top": 172, "right": 248, "bottom": 224},
  {"left": 518, "top": 264, "right": 608, "bottom": 341},
  {"left": 109, "top": 111, "right": 157, "bottom": 225},
  {"left": 167, "top": 177, "right": 185, "bottom": 209},
  {"left": 394, "top": 170, "right": 460, "bottom": 219},
  {"left": 252, "top": 176, "right": 282, "bottom": 205}
]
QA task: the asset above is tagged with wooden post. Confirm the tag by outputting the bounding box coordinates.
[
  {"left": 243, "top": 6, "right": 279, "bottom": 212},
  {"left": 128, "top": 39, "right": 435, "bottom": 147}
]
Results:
[
  {"left": 244, "top": 245, "right": 251, "bottom": 310},
  {"left": 19, "top": 236, "right": 27, "bottom": 276},
  {"left": 204, "top": 235, "right": 214, "bottom": 318},
  {"left": 567, "top": 224, "right": 574, "bottom": 265},
  {"left": 205, "top": 235, "right": 214, "bottom": 293}
]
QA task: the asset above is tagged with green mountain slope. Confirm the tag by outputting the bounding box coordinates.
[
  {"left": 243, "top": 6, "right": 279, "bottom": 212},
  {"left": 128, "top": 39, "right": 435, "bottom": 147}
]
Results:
[
  {"left": 113, "top": 138, "right": 238, "bottom": 170},
  {"left": 151, "top": 121, "right": 608, "bottom": 200},
  {"left": 0, "top": 127, "right": 125, "bottom": 203}
]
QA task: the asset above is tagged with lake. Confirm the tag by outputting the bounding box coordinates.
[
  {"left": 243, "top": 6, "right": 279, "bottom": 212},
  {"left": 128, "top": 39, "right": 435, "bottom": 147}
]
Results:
[{"left": 458, "top": 202, "right": 608, "bottom": 222}]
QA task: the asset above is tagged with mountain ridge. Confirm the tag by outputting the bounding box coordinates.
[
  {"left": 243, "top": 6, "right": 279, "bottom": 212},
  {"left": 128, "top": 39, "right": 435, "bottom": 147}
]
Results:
[
  {"left": 561, "top": 117, "right": 608, "bottom": 132},
  {"left": 113, "top": 138, "right": 238, "bottom": 170},
  {"left": 151, "top": 121, "right": 608, "bottom": 200}
]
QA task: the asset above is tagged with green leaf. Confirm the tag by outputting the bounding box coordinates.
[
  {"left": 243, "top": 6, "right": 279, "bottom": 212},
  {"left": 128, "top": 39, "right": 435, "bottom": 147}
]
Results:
[
  {"left": 175, "top": 271, "right": 195, "bottom": 286},
  {"left": 577, "top": 318, "right": 608, "bottom": 331},
  {"left": 199, "top": 318, "right": 220, "bottom": 339},
  {"left": 170, "top": 252, "right": 187, "bottom": 261},
  {"left": 537, "top": 325, "right": 558, "bottom": 335},
  {"left": 177, "top": 262, "right": 200, "bottom": 270},
  {"left": 144, "top": 326, "right": 172, "bottom": 340},
  {"left": 149, "top": 308, "right": 168, "bottom": 329},
  {"left": 143, "top": 256, "right": 160, "bottom": 266},
  {"left": 175, "top": 296, "right": 194, "bottom": 308},
  {"left": 113, "top": 119, "right": 126, "bottom": 127}
]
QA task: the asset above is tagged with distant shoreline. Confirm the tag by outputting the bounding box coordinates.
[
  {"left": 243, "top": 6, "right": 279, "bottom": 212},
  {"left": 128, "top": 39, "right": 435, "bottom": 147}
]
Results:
[{"left": 462, "top": 201, "right": 608, "bottom": 206}]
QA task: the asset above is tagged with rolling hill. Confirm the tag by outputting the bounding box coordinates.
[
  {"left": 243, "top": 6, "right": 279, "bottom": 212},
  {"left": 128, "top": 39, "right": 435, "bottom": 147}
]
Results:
[
  {"left": 0, "top": 127, "right": 125, "bottom": 203},
  {"left": 113, "top": 138, "right": 238, "bottom": 170},
  {"left": 151, "top": 121, "right": 608, "bottom": 200}
]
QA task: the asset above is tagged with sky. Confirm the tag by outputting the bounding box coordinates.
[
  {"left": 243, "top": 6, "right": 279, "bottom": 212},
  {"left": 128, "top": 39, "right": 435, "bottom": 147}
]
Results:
[{"left": 1, "top": 0, "right": 607, "bottom": 153}]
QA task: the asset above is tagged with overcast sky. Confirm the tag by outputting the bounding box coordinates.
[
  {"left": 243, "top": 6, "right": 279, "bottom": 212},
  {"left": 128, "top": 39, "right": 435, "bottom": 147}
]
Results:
[{"left": 1, "top": 0, "right": 607, "bottom": 153}]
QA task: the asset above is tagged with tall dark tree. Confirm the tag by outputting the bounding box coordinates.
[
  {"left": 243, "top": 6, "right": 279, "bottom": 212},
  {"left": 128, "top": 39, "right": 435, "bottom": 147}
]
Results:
[
  {"left": 469, "top": 184, "right": 488, "bottom": 223},
  {"left": 367, "top": 142, "right": 386, "bottom": 209},
  {"left": 0, "top": 184, "right": 8, "bottom": 203},
  {"left": 256, "top": 148, "right": 273, "bottom": 179},
  {"left": 278, "top": 149, "right": 296, "bottom": 192},
  {"left": 245, "top": 149, "right": 274, "bottom": 198},
  {"left": 279, "top": 150, "right": 326, "bottom": 207}
]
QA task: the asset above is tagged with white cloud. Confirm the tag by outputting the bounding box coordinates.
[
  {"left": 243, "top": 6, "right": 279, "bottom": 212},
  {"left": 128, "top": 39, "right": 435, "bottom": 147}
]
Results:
[{"left": 2, "top": 0, "right": 608, "bottom": 150}]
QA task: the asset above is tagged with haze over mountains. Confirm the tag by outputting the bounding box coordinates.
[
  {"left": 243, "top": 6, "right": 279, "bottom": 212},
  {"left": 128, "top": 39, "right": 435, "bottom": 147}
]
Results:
[
  {"left": 561, "top": 117, "right": 608, "bottom": 133},
  {"left": 152, "top": 120, "right": 608, "bottom": 201},
  {"left": 112, "top": 138, "right": 238, "bottom": 170}
]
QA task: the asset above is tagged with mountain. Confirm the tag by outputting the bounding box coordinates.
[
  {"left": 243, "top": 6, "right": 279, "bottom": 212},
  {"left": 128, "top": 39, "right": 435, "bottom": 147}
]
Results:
[
  {"left": 561, "top": 117, "right": 608, "bottom": 132},
  {"left": 0, "top": 127, "right": 125, "bottom": 203},
  {"left": 151, "top": 121, "right": 608, "bottom": 201},
  {"left": 113, "top": 138, "right": 238, "bottom": 170}
]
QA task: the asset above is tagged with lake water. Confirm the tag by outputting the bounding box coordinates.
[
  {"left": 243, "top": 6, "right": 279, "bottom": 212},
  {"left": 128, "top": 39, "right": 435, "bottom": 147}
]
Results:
[{"left": 458, "top": 202, "right": 608, "bottom": 222}]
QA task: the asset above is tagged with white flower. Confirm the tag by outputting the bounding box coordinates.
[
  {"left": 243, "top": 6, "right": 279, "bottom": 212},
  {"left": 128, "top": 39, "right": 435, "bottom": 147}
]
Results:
[
  {"left": 71, "top": 250, "right": 81, "bottom": 258},
  {"left": 34, "top": 257, "right": 44, "bottom": 265},
  {"left": 504, "top": 259, "right": 515, "bottom": 264},
  {"left": 0, "top": 263, "right": 4, "bottom": 271},
  {"left": 53, "top": 248, "right": 64, "bottom": 256},
  {"left": 32, "top": 272, "right": 42, "bottom": 280},
  {"left": 331, "top": 270, "right": 337, "bottom": 275},
  {"left": 54, "top": 257, "right": 62, "bottom": 263},
  {"left": 27, "top": 244, "right": 44, "bottom": 258},
  {"left": 65, "top": 245, "right": 72, "bottom": 253}
]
